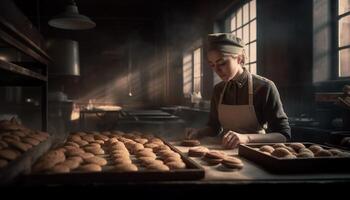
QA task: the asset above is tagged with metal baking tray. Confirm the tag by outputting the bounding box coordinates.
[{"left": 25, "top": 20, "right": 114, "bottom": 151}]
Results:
[
  {"left": 239, "top": 142, "right": 350, "bottom": 174},
  {"left": 0, "top": 136, "right": 53, "bottom": 185},
  {"left": 21, "top": 139, "right": 205, "bottom": 185}
]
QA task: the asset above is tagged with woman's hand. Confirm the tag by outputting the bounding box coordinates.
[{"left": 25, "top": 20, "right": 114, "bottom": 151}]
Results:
[
  {"left": 222, "top": 131, "right": 250, "bottom": 149},
  {"left": 184, "top": 128, "right": 200, "bottom": 139}
]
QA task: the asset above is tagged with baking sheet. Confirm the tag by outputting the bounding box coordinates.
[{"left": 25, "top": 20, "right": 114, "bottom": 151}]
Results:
[
  {"left": 22, "top": 139, "right": 204, "bottom": 185},
  {"left": 239, "top": 142, "right": 350, "bottom": 174},
  {"left": 0, "top": 136, "right": 53, "bottom": 185}
]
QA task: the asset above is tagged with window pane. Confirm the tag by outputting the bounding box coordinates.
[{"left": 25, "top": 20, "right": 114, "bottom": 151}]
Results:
[
  {"left": 183, "top": 53, "right": 192, "bottom": 96},
  {"left": 243, "top": 24, "right": 249, "bottom": 45},
  {"left": 250, "top": 19, "right": 257, "bottom": 41},
  {"left": 193, "top": 48, "right": 201, "bottom": 78},
  {"left": 339, "top": 48, "right": 350, "bottom": 77},
  {"left": 250, "top": 0, "right": 256, "bottom": 19},
  {"left": 193, "top": 48, "right": 201, "bottom": 93},
  {"left": 250, "top": 41, "right": 256, "bottom": 62},
  {"left": 237, "top": 28, "right": 242, "bottom": 40},
  {"left": 224, "top": 18, "right": 231, "bottom": 32},
  {"left": 339, "top": 15, "right": 350, "bottom": 47},
  {"left": 231, "top": 15, "right": 236, "bottom": 31},
  {"left": 339, "top": 0, "right": 350, "bottom": 15},
  {"left": 232, "top": 31, "right": 236, "bottom": 36},
  {"left": 250, "top": 63, "right": 257, "bottom": 75},
  {"left": 245, "top": 44, "right": 250, "bottom": 63},
  {"left": 237, "top": 8, "right": 242, "bottom": 28},
  {"left": 243, "top": 3, "right": 249, "bottom": 24}
]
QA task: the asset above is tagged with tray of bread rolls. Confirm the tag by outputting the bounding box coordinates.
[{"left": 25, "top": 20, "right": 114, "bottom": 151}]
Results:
[
  {"left": 239, "top": 142, "right": 350, "bottom": 174},
  {"left": 23, "top": 131, "right": 204, "bottom": 184},
  {"left": 0, "top": 118, "right": 52, "bottom": 184}
]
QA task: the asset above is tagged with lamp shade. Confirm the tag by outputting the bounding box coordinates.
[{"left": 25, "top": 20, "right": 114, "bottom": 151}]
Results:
[
  {"left": 47, "top": 39, "right": 80, "bottom": 76},
  {"left": 48, "top": 4, "right": 95, "bottom": 30}
]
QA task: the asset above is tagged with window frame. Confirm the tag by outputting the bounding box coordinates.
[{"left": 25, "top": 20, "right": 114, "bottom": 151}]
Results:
[
  {"left": 193, "top": 47, "right": 203, "bottom": 94},
  {"left": 182, "top": 51, "right": 193, "bottom": 97},
  {"left": 333, "top": 0, "right": 350, "bottom": 79},
  {"left": 182, "top": 42, "right": 203, "bottom": 98},
  {"left": 215, "top": 0, "right": 257, "bottom": 75}
]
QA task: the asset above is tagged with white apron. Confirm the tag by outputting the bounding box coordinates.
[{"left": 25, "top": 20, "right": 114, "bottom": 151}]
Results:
[{"left": 218, "top": 72, "right": 265, "bottom": 134}]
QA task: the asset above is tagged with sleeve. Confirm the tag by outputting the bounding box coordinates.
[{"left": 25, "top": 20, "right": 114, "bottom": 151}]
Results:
[
  {"left": 263, "top": 81, "right": 291, "bottom": 140},
  {"left": 206, "top": 85, "right": 222, "bottom": 136}
]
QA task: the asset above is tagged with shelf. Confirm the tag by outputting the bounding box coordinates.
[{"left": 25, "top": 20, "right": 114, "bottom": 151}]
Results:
[
  {"left": 0, "top": 0, "right": 49, "bottom": 131},
  {"left": 0, "top": 19, "right": 50, "bottom": 65},
  {"left": 0, "top": 59, "right": 47, "bottom": 85}
]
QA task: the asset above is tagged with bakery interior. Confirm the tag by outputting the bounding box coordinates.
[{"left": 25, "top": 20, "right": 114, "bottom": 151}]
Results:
[{"left": 0, "top": 0, "right": 350, "bottom": 190}]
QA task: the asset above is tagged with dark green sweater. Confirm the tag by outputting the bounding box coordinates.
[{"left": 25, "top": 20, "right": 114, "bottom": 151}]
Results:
[{"left": 207, "top": 69, "right": 291, "bottom": 139}]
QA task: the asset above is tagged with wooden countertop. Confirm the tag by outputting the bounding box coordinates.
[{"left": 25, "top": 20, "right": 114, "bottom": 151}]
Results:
[{"left": 171, "top": 137, "right": 350, "bottom": 183}]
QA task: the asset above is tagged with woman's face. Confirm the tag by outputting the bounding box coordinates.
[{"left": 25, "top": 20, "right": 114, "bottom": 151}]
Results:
[{"left": 207, "top": 50, "right": 243, "bottom": 82}]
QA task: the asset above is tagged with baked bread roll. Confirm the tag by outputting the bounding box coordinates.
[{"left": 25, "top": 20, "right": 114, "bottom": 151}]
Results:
[
  {"left": 166, "top": 161, "right": 186, "bottom": 169},
  {"left": 188, "top": 147, "right": 209, "bottom": 157},
  {"left": 84, "top": 156, "right": 107, "bottom": 166},
  {"left": 0, "top": 149, "right": 19, "bottom": 160},
  {"left": 114, "top": 163, "right": 138, "bottom": 172},
  {"left": 180, "top": 139, "right": 200, "bottom": 147},
  {"left": 33, "top": 150, "right": 65, "bottom": 172},
  {"left": 308, "top": 145, "right": 323, "bottom": 154},
  {"left": 0, "top": 159, "right": 8, "bottom": 168},
  {"left": 146, "top": 163, "right": 170, "bottom": 171},
  {"left": 78, "top": 164, "right": 102, "bottom": 172},
  {"left": 22, "top": 137, "right": 40, "bottom": 146},
  {"left": 221, "top": 157, "right": 244, "bottom": 169},
  {"left": 259, "top": 145, "right": 274, "bottom": 154},
  {"left": 51, "top": 164, "right": 70, "bottom": 173},
  {"left": 271, "top": 147, "right": 292, "bottom": 158}
]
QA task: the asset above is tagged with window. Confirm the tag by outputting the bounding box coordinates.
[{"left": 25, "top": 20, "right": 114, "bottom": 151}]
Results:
[
  {"left": 337, "top": 0, "right": 350, "bottom": 77},
  {"left": 183, "top": 48, "right": 202, "bottom": 97},
  {"left": 193, "top": 48, "right": 202, "bottom": 93},
  {"left": 229, "top": 0, "right": 257, "bottom": 74},
  {"left": 183, "top": 53, "right": 192, "bottom": 97}
]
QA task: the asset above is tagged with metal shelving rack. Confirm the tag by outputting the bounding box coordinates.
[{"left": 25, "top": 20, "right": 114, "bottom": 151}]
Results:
[{"left": 0, "top": 0, "right": 50, "bottom": 131}]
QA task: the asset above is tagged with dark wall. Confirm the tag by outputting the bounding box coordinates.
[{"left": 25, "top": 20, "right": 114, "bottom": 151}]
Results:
[
  {"left": 14, "top": 0, "right": 173, "bottom": 108},
  {"left": 164, "top": 0, "right": 236, "bottom": 105},
  {"left": 257, "top": 0, "right": 314, "bottom": 117},
  {"left": 13, "top": 0, "right": 186, "bottom": 108},
  {"left": 163, "top": 1, "right": 211, "bottom": 105},
  {"left": 42, "top": 21, "right": 161, "bottom": 107}
]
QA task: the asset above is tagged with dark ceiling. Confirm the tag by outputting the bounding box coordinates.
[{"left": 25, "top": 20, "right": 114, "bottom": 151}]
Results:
[
  {"left": 12, "top": 0, "right": 203, "bottom": 36},
  {"left": 13, "top": 0, "right": 198, "bottom": 21}
]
